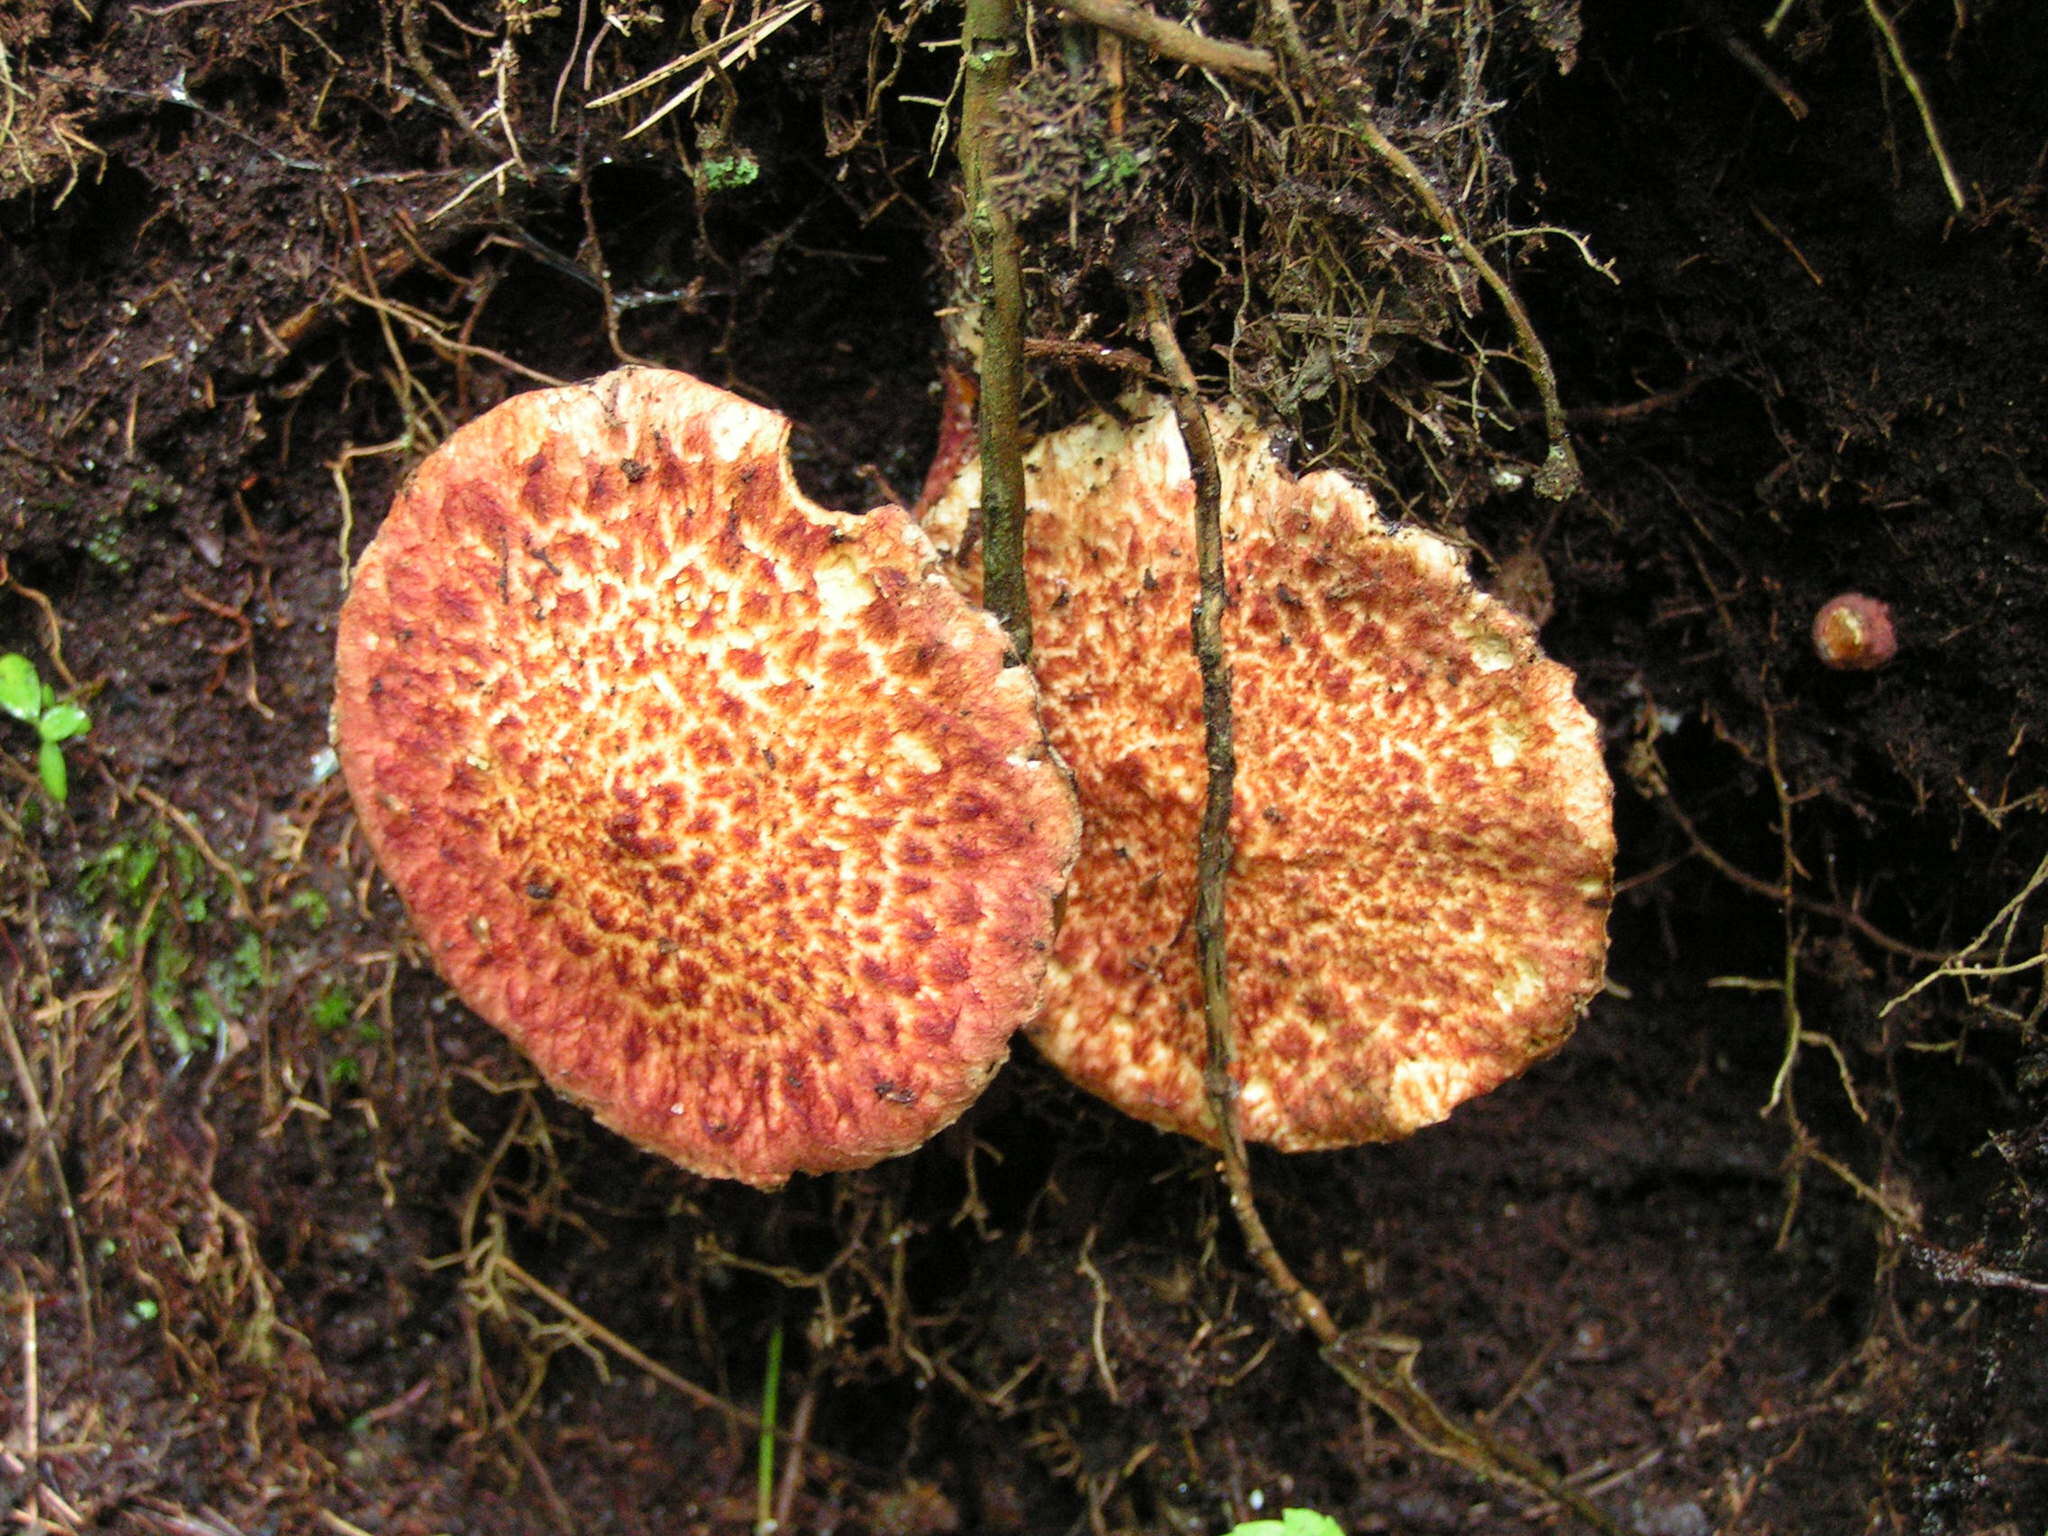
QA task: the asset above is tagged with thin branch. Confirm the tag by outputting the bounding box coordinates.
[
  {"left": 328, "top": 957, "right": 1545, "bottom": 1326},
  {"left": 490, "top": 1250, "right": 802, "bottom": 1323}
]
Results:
[
  {"left": 585, "top": 1, "right": 810, "bottom": 109},
  {"left": 1722, "top": 33, "right": 1809, "bottom": 119},
  {"left": 1, "top": 1000, "right": 92, "bottom": 1345},
  {"left": 1882, "top": 850, "right": 2048, "bottom": 1015},
  {"left": 1048, "top": 0, "right": 1276, "bottom": 79},
  {"left": 492, "top": 1252, "right": 874, "bottom": 1475},
  {"left": 961, "top": 0, "right": 1032, "bottom": 660},
  {"left": 1641, "top": 760, "right": 1949, "bottom": 963},
  {"left": 1142, "top": 286, "right": 1328, "bottom": 1336},
  {"left": 331, "top": 284, "right": 570, "bottom": 389},
  {"left": 1143, "top": 288, "right": 1629, "bottom": 1536},
  {"left": 1679, "top": 0, "right": 1807, "bottom": 118},
  {"left": 1270, "top": 6, "right": 1580, "bottom": 497},
  {"left": 614, "top": 1, "right": 812, "bottom": 142},
  {"left": 1023, "top": 336, "right": 1161, "bottom": 379},
  {"left": 1905, "top": 1235, "right": 2048, "bottom": 1297},
  {"left": 1317, "top": 1337, "right": 1633, "bottom": 1536},
  {"left": 1760, "top": 708, "right": 1804, "bottom": 1118},
  {"left": 1341, "top": 116, "right": 1581, "bottom": 498}
]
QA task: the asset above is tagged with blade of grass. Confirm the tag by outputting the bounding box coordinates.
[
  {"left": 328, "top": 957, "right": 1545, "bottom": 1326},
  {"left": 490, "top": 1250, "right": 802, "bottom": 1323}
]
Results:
[{"left": 754, "top": 1320, "right": 785, "bottom": 1535}]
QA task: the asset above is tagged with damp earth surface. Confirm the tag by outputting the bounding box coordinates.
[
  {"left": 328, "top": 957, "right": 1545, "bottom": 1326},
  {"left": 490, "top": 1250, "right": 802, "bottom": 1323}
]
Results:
[{"left": 3, "top": 4, "right": 2046, "bottom": 1533}]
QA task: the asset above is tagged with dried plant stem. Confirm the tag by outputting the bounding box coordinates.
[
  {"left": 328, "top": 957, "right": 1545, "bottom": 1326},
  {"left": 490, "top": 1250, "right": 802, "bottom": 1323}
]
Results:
[
  {"left": 487, "top": 1248, "right": 870, "bottom": 1473},
  {"left": 961, "top": 0, "right": 1032, "bottom": 661},
  {"left": 1, "top": 999, "right": 92, "bottom": 1342},
  {"left": 1048, "top": 0, "right": 1276, "bottom": 78},
  {"left": 1344, "top": 115, "right": 1580, "bottom": 498},
  {"left": 771, "top": 1371, "right": 819, "bottom": 1530},
  {"left": 1145, "top": 289, "right": 1627, "bottom": 1536},
  {"left": 1086, "top": 5, "right": 1578, "bottom": 499},
  {"left": 1859, "top": 0, "right": 1966, "bottom": 212}
]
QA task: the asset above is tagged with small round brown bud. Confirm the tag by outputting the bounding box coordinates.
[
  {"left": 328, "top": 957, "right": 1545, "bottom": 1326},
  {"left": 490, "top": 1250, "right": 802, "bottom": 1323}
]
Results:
[{"left": 1812, "top": 593, "right": 1898, "bottom": 671}]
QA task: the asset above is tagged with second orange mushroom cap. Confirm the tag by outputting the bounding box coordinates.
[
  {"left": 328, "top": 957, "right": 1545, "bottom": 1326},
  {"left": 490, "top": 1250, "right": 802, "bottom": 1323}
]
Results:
[{"left": 919, "top": 398, "right": 1616, "bottom": 1151}]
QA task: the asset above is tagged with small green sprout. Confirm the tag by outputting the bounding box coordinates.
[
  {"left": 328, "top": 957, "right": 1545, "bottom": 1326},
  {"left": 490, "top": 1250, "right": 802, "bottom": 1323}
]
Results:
[
  {"left": 310, "top": 983, "right": 355, "bottom": 1035},
  {"left": 288, "top": 886, "right": 332, "bottom": 929},
  {"left": 700, "top": 150, "right": 761, "bottom": 193},
  {"left": 0, "top": 651, "right": 91, "bottom": 803},
  {"left": 1226, "top": 1512, "right": 1345, "bottom": 1536}
]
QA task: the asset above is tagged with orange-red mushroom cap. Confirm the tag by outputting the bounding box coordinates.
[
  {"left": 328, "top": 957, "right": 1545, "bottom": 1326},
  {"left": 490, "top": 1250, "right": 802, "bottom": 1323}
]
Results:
[
  {"left": 335, "top": 367, "right": 1080, "bottom": 1187},
  {"left": 920, "top": 398, "right": 1614, "bottom": 1151}
]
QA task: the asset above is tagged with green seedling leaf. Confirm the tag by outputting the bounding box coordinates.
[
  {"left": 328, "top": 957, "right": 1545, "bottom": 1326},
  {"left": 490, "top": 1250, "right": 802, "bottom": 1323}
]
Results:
[
  {"left": 310, "top": 984, "right": 354, "bottom": 1034},
  {"left": 1226, "top": 1513, "right": 1346, "bottom": 1536},
  {"left": 38, "top": 701, "right": 90, "bottom": 743},
  {"left": 231, "top": 931, "right": 266, "bottom": 989},
  {"left": 37, "top": 740, "right": 68, "bottom": 804},
  {"left": 0, "top": 653, "right": 40, "bottom": 723},
  {"left": 288, "top": 887, "right": 332, "bottom": 929}
]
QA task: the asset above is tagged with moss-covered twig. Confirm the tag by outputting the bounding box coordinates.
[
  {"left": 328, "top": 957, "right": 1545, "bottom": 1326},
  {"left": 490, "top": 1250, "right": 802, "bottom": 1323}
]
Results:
[{"left": 960, "top": 0, "right": 1032, "bottom": 661}]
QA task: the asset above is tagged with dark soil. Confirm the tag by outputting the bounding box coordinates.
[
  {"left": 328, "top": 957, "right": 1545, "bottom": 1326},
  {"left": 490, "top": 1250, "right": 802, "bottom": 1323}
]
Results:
[{"left": 4, "top": 3, "right": 2046, "bottom": 1534}]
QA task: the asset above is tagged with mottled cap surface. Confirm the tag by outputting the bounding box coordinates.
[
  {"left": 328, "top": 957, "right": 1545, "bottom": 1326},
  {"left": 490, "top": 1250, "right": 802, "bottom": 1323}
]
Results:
[
  {"left": 335, "top": 367, "right": 1080, "bottom": 1187},
  {"left": 921, "top": 399, "right": 1614, "bottom": 1150}
]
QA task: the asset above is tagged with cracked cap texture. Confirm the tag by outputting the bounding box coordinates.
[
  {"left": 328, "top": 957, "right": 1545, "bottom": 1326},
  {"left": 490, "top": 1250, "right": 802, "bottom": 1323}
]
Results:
[
  {"left": 335, "top": 367, "right": 1080, "bottom": 1187},
  {"left": 920, "top": 398, "right": 1614, "bottom": 1150}
]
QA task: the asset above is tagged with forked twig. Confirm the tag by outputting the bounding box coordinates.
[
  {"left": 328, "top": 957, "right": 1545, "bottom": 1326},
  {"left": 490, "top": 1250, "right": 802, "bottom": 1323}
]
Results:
[
  {"left": 1881, "top": 850, "right": 2048, "bottom": 1017},
  {"left": 1633, "top": 737, "right": 1948, "bottom": 963},
  {"left": 492, "top": 1246, "right": 871, "bottom": 1475},
  {"left": 399, "top": 0, "right": 497, "bottom": 161},
  {"left": 587, "top": 0, "right": 812, "bottom": 142}
]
